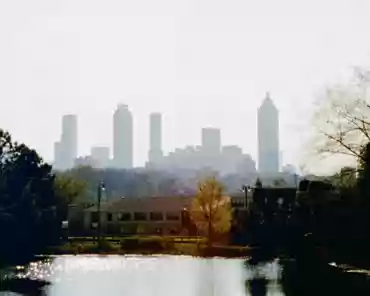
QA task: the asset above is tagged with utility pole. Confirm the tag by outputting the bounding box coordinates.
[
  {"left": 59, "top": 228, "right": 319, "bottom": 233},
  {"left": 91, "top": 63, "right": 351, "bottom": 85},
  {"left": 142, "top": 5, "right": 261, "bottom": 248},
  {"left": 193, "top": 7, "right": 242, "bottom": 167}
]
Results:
[
  {"left": 242, "top": 185, "right": 247, "bottom": 210},
  {"left": 97, "top": 181, "right": 105, "bottom": 250}
]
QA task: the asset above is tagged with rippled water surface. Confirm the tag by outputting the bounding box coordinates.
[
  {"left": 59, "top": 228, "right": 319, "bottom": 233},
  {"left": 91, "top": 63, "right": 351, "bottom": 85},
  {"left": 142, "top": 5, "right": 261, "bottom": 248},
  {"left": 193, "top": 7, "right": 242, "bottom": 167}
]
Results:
[{"left": 2, "top": 255, "right": 285, "bottom": 296}]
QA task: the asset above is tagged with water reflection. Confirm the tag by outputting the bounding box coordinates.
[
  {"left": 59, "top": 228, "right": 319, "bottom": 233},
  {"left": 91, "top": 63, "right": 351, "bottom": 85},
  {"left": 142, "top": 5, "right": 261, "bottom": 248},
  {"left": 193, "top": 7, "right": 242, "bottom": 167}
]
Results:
[{"left": 3, "top": 255, "right": 285, "bottom": 296}]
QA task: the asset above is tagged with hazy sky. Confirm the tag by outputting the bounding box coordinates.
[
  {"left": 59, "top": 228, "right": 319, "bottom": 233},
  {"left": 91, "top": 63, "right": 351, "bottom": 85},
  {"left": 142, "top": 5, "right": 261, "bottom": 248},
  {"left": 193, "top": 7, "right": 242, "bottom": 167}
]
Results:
[{"left": 1, "top": 0, "right": 370, "bottom": 173}]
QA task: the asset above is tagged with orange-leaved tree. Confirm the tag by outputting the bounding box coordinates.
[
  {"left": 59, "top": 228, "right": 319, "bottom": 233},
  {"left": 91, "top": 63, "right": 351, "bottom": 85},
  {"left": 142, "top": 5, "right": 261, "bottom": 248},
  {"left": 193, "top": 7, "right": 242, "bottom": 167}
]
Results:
[{"left": 190, "top": 176, "right": 233, "bottom": 246}]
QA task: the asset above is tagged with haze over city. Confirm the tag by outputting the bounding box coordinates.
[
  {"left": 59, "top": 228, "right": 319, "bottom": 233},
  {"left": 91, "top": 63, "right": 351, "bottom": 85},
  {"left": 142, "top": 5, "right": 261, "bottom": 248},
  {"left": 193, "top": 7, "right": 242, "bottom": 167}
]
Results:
[
  {"left": 3, "top": 1, "right": 370, "bottom": 295},
  {"left": 1, "top": 0, "right": 370, "bottom": 174}
]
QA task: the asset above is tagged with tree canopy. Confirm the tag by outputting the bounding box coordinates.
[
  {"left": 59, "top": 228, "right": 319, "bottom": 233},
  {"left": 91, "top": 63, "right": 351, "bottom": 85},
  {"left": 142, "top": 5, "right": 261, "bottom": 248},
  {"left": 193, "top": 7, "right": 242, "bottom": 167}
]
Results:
[
  {"left": 190, "top": 176, "right": 232, "bottom": 245},
  {"left": 56, "top": 166, "right": 189, "bottom": 199},
  {"left": 0, "top": 129, "right": 61, "bottom": 265}
]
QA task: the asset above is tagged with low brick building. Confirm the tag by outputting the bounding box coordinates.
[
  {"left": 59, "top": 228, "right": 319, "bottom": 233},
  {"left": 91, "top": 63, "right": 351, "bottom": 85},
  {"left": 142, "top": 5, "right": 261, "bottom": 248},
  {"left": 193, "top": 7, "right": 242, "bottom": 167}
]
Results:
[
  {"left": 79, "top": 194, "right": 249, "bottom": 237},
  {"left": 83, "top": 196, "right": 195, "bottom": 236}
]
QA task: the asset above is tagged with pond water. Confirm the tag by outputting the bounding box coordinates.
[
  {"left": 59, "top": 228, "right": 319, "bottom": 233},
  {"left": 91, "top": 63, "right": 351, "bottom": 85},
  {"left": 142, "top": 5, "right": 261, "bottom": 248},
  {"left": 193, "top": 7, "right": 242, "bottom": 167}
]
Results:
[{"left": 1, "top": 255, "right": 285, "bottom": 296}]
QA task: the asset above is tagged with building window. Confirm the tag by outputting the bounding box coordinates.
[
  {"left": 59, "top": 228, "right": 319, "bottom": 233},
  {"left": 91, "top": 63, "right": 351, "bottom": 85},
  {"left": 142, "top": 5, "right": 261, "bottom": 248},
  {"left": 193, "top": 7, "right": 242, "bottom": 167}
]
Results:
[
  {"left": 166, "top": 212, "right": 180, "bottom": 221},
  {"left": 150, "top": 212, "right": 163, "bottom": 221},
  {"left": 91, "top": 212, "right": 99, "bottom": 223},
  {"left": 133, "top": 212, "right": 147, "bottom": 221},
  {"left": 117, "top": 212, "right": 131, "bottom": 221},
  {"left": 107, "top": 213, "right": 113, "bottom": 221}
]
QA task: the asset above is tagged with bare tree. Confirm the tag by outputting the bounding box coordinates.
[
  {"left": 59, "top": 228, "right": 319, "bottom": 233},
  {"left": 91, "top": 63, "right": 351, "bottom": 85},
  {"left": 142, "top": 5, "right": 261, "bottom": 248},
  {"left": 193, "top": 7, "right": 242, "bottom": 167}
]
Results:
[{"left": 313, "top": 68, "right": 370, "bottom": 163}]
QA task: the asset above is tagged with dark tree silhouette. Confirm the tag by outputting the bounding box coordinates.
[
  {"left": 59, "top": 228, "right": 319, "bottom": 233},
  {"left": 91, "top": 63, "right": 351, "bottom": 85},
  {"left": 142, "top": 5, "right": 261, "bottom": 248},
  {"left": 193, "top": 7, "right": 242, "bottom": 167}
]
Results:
[
  {"left": 255, "top": 178, "right": 262, "bottom": 188},
  {"left": 0, "top": 130, "right": 61, "bottom": 266},
  {"left": 358, "top": 142, "right": 370, "bottom": 207}
]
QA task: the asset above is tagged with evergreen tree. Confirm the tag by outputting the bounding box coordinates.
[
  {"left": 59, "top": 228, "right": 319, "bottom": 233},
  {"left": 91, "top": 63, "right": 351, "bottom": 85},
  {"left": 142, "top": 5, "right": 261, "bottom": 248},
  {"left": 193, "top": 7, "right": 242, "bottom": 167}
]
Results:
[
  {"left": 358, "top": 142, "right": 370, "bottom": 207},
  {"left": 0, "top": 129, "right": 60, "bottom": 265}
]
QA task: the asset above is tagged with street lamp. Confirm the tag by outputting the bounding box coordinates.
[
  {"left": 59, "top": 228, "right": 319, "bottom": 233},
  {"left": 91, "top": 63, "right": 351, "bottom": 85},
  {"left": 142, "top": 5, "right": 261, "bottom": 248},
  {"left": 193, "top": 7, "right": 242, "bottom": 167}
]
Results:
[
  {"left": 97, "top": 181, "right": 105, "bottom": 249},
  {"left": 242, "top": 185, "right": 251, "bottom": 210}
]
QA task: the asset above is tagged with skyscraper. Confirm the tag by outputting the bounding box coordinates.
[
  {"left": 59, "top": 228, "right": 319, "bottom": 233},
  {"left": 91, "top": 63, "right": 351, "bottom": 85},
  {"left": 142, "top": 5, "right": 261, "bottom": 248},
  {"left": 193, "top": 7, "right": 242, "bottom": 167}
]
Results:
[
  {"left": 53, "top": 141, "right": 62, "bottom": 170},
  {"left": 258, "top": 93, "right": 280, "bottom": 174},
  {"left": 58, "top": 114, "right": 77, "bottom": 170},
  {"left": 148, "top": 112, "right": 163, "bottom": 165},
  {"left": 113, "top": 104, "right": 133, "bottom": 169},
  {"left": 201, "top": 128, "right": 221, "bottom": 155},
  {"left": 91, "top": 146, "right": 110, "bottom": 168}
]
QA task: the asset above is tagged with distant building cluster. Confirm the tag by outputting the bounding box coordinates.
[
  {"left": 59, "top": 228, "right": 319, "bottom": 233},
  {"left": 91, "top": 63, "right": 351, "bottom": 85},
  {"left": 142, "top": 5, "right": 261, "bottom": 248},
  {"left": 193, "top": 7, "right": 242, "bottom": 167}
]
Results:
[
  {"left": 53, "top": 93, "right": 296, "bottom": 176},
  {"left": 149, "top": 130, "right": 256, "bottom": 176}
]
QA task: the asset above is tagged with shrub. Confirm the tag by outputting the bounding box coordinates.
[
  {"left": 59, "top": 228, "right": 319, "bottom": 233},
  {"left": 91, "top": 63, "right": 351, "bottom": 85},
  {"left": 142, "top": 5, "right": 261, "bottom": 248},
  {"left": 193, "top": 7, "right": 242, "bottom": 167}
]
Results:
[
  {"left": 99, "top": 239, "right": 114, "bottom": 252},
  {"left": 199, "top": 245, "right": 251, "bottom": 257},
  {"left": 120, "top": 236, "right": 173, "bottom": 252},
  {"left": 120, "top": 237, "right": 139, "bottom": 250},
  {"left": 138, "top": 237, "right": 164, "bottom": 252},
  {"left": 162, "top": 237, "right": 175, "bottom": 250}
]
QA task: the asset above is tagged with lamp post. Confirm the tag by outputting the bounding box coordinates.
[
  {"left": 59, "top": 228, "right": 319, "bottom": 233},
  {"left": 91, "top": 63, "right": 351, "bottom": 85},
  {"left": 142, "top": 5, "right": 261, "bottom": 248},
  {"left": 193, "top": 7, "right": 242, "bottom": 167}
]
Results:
[
  {"left": 97, "top": 181, "right": 105, "bottom": 249},
  {"left": 242, "top": 185, "right": 251, "bottom": 210}
]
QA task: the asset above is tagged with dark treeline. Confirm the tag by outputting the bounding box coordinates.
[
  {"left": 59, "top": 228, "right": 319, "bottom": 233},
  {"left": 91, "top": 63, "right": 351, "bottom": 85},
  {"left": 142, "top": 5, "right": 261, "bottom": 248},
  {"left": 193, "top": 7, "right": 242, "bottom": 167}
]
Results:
[
  {"left": 55, "top": 166, "right": 192, "bottom": 201},
  {"left": 236, "top": 142, "right": 370, "bottom": 270},
  {"left": 55, "top": 166, "right": 299, "bottom": 203},
  {"left": 0, "top": 130, "right": 66, "bottom": 266}
]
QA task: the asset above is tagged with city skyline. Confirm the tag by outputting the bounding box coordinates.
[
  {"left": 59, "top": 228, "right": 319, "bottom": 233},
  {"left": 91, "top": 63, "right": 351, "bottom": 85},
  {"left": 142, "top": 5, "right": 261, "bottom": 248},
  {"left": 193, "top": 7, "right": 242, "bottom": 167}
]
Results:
[
  {"left": 53, "top": 94, "right": 281, "bottom": 174},
  {"left": 1, "top": 0, "right": 370, "bottom": 174},
  {"left": 52, "top": 93, "right": 297, "bottom": 171},
  {"left": 54, "top": 109, "right": 259, "bottom": 167}
]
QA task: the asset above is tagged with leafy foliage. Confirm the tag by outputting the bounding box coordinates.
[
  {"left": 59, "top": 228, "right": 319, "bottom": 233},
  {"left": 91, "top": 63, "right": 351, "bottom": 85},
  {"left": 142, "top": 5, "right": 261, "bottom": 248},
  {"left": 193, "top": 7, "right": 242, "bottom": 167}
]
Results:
[
  {"left": 55, "top": 174, "right": 87, "bottom": 203},
  {"left": 190, "top": 176, "right": 232, "bottom": 244},
  {"left": 53, "top": 173, "right": 88, "bottom": 220},
  {"left": 0, "top": 129, "right": 61, "bottom": 265},
  {"left": 58, "top": 166, "right": 185, "bottom": 199}
]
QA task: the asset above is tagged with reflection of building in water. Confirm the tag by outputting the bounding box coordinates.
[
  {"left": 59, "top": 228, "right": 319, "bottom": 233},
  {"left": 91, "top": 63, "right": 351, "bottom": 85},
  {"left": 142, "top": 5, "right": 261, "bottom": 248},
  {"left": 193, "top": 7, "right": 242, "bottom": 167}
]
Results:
[
  {"left": 195, "top": 259, "right": 215, "bottom": 296},
  {"left": 247, "top": 278, "right": 268, "bottom": 296}
]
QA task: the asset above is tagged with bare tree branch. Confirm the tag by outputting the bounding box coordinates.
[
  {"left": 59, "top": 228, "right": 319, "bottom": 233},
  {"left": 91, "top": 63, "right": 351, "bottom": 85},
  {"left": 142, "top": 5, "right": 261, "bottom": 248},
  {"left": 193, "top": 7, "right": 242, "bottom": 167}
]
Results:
[{"left": 313, "top": 68, "right": 370, "bottom": 164}]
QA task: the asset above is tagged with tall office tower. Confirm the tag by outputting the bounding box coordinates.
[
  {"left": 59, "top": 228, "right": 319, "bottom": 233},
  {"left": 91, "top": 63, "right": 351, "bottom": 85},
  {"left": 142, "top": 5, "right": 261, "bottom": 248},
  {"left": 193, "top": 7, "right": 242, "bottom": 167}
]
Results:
[
  {"left": 148, "top": 112, "right": 163, "bottom": 165},
  {"left": 61, "top": 114, "right": 78, "bottom": 170},
  {"left": 53, "top": 141, "right": 62, "bottom": 170},
  {"left": 113, "top": 104, "right": 133, "bottom": 169},
  {"left": 257, "top": 93, "right": 280, "bottom": 174},
  {"left": 91, "top": 146, "right": 110, "bottom": 168},
  {"left": 201, "top": 127, "right": 221, "bottom": 169},
  {"left": 201, "top": 128, "right": 221, "bottom": 155}
]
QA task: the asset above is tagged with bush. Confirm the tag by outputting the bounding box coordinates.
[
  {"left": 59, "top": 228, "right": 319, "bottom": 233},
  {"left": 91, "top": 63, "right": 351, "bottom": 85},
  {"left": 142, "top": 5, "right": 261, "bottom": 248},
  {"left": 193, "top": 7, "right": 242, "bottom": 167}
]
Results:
[
  {"left": 162, "top": 237, "right": 175, "bottom": 250},
  {"left": 138, "top": 237, "right": 164, "bottom": 252},
  {"left": 120, "top": 237, "right": 139, "bottom": 250},
  {"left": 120, "top": 236, "right": 175, "bottom": 252},
  {"left": 199, "top": 245, "right": 251, "bottom": 257},
  {"left": 99, "top": 239, "right": 115, "bottom": 252}
]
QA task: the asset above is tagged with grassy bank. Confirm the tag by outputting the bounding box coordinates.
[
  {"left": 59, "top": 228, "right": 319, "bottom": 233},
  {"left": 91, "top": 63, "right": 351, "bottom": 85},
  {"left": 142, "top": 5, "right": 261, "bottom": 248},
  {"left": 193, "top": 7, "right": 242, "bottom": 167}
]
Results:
[{"left": 49, "top": 236, "right": 252, "bottom": 258}]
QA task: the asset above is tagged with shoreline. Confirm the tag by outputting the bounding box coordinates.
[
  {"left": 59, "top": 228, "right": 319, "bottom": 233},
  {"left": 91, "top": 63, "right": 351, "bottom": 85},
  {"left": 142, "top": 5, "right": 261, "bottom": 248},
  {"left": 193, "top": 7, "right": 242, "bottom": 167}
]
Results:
[{"left": 48, "top": 243, "right": 253, "bottom": 258}]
